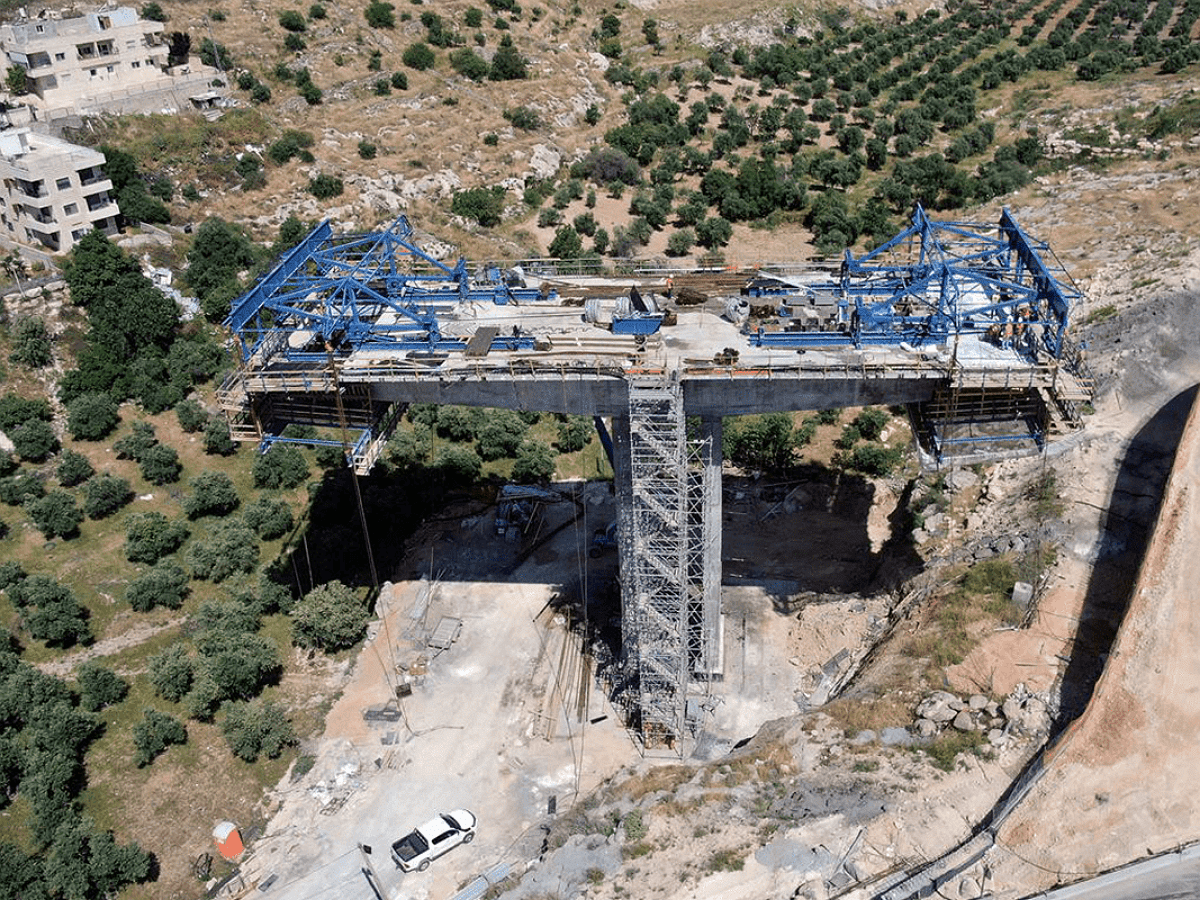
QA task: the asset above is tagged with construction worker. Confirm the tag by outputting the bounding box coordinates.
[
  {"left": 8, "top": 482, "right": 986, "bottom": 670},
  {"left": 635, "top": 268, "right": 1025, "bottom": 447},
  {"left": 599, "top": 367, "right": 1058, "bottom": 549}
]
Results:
[{"left": 665, "top": 276, "right": 674, "bottom": 299}]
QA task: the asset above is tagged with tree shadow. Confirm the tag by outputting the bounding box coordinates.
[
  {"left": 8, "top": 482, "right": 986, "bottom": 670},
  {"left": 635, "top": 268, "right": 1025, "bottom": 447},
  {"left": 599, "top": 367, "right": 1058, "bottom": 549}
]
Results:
[{"left": 1055, "top": 384, "right": 1199, "bottom": 726}]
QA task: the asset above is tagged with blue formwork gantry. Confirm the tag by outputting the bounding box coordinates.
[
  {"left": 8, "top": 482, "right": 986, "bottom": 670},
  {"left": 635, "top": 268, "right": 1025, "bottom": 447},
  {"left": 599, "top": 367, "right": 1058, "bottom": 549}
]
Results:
[
  {"left": 750, "top": 204, "right": 1081, "bottom": 359},
  {"left": 225, "top": 215, "right": 551, "bottom": 363}
]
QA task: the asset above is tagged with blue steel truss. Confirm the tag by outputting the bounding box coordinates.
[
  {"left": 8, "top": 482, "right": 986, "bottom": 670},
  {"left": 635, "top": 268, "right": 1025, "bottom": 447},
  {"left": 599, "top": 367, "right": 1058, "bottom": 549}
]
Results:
[
  {"left": 226, "top": 215, "right": 553, "bottom": 362},
  {"left": 751, "top": 204, "right": 1081, "bottom": 358}
]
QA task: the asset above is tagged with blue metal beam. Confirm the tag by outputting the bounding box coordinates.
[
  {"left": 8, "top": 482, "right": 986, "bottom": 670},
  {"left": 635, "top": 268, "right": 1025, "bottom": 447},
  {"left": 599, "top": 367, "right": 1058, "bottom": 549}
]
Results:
[
  {"left": 225, "top": 215, "right": 555, "bottom": 363},
  {"left": 752, "top": 204, "right": 1079, "bottom": 358}
]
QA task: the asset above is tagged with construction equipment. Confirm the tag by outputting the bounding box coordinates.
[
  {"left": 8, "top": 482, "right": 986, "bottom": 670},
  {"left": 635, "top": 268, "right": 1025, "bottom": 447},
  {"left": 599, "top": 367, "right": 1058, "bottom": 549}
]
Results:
[{"left": 590, "top": 522, "right": 618, "bottom": 558}]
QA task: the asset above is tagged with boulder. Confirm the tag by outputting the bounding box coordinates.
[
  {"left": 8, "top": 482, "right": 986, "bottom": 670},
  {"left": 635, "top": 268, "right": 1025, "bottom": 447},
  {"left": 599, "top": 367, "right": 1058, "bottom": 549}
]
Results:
[
  {"left": 915, "top": 718, "right": 939, "bottom": 739},
  {"left": 916, "top": 692, "right": 959, "bottom": 723},
  {"left": 1017, "top": 697, "right": 1051, "bottom": 734},
  {"left": 527, "top": 143, "right": 562, "bottom": 180},
  {"left": 1011, "top": 581, "right": 1034, "bottom": 608},
  {"left": 952, "top": 710, "right": 975, "bottom": 732},
  {"left": 947, "top": 469, "right": 980, "bottom": 492},
  {"left": 1002, "top": 697, "right": 1023, "bottom": 722},
  {"left": 968, "top": 694, "right": 988, "bottom": 710},
  {"left": 880, "top": 727, "right": 913, "bottom": 747}
]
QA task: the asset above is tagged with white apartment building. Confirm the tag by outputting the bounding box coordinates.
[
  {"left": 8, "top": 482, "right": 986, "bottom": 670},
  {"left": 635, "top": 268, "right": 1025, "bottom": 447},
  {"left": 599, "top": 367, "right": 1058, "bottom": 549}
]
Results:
[
  {"left": 0, "top": 127, "right": 118, "bottom": 252},
  {"left": 0, "top": 6, "right": 170, "bottom": 108}
]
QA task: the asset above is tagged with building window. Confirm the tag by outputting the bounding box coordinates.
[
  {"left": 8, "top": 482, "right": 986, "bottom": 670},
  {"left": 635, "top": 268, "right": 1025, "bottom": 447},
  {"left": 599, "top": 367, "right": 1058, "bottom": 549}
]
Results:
[
  {"left": 90, "top": 68, "right": 97, "bottom": 76},
  {"left": 35, "top": 24, "right": 43, "bottom": 33},
  {"left": 131, "top": 60, "right": 140, "bottom": 68},
  {"left": 54, "top": 52, "right": 65, "bottom": 61},
  {"left": 106, "top": 65, "right": 114, "bottom": 73},
  {"left": 63, "top": 203, "right": 78, "bottom": 215},
  {"left": 56, "top": 177, "right": 70, "bottom": 191}
]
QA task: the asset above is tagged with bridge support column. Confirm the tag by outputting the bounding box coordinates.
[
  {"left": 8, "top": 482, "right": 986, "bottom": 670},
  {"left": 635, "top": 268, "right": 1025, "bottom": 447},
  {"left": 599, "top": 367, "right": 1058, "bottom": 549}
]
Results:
[{"left": 692, "top": 416, "right": 723, "bottom": 678}]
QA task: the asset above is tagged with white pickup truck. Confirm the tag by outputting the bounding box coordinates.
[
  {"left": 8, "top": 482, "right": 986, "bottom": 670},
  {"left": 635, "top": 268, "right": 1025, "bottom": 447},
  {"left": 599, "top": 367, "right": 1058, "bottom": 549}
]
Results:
[{"left": 390, "top": 809, "right": 477, "bottom": 872}]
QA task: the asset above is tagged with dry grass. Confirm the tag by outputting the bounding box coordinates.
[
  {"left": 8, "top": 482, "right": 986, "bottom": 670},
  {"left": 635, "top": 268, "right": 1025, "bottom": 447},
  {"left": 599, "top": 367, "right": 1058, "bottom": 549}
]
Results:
[
  {"left": 822, "top": 693, "right": 915, "bottom": 736},
  {"left": 615, "top": 763, "right": 694, "bottom": 801}
]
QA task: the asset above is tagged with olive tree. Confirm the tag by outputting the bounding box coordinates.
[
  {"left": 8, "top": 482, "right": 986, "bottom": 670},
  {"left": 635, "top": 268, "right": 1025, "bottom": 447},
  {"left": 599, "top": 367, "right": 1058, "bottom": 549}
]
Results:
[{"left": 290, "top": 580, "right": 369, "bottom": 652}]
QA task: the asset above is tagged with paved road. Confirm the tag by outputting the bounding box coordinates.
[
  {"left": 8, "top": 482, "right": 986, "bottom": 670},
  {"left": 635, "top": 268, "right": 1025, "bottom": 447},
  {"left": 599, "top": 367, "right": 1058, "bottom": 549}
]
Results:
[{"left": 1024, "top": 850, "right": 1200, "bottom": 900}]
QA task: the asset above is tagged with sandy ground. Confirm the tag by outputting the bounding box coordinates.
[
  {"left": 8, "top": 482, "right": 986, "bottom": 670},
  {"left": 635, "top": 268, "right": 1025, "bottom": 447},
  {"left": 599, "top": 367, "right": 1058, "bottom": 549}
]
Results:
[{"left": 241, "top": 481, "right": 857, "bottom": 900}]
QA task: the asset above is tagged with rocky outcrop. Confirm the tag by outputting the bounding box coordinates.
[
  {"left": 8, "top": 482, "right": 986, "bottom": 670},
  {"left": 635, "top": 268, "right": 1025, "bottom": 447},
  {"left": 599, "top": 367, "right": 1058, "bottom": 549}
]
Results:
[{"left": 912, "top": 685, "right": 1054, "bottom": 746}]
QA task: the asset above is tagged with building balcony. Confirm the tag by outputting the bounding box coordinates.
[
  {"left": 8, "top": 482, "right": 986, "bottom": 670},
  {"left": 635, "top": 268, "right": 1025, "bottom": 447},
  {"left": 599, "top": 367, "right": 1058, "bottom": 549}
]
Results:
[
  {"left": 16, "top": 181, "right": 47, "bottom": 199},
  {"left": 85, "top": 192, "right": 115, "bottom": 213},
  {"left": 24, "top": 208, "right": 56, "bottom": 225},
  {"left": 78, "top": 170, "right": 109, "bottom": 187}
]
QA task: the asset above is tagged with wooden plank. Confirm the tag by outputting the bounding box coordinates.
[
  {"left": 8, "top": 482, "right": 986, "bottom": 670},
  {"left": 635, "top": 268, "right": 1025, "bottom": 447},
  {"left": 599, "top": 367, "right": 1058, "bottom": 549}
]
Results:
[{"left": 464, "top": 326, "right": 500, "bottom": 357}]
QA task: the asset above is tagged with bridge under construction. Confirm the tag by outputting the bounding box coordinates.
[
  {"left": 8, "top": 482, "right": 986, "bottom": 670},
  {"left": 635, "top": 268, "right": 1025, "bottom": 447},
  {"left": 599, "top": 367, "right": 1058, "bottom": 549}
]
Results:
[{"left": 218, "top": 205, "right": 1092, "bottom": 752}]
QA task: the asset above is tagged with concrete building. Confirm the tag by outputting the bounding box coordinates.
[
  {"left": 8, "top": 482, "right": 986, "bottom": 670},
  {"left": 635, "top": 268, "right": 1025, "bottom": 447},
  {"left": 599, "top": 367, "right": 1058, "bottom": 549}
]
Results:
[
  {"left": 0, "top": 6, "right": 223, "bottom": 118},
  {"left": 0, "top": 127, "right": 117, "bottom": 252}
]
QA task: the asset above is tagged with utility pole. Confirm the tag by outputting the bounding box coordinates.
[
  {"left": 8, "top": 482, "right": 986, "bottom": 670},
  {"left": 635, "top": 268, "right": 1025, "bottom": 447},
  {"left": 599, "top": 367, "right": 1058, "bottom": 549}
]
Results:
[{"left": 358, "top": 843, "right": 385, "bottom": 900}]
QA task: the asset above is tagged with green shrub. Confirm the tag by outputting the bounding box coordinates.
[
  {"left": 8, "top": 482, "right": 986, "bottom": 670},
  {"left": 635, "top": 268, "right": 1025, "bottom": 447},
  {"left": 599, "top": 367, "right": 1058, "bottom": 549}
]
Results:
[
  {"left": 114, "top": 422, "right": 158, "bottom": 461},
  {"left": 148, "top": 644, "right": 194, "bottom": 701},
  {"left": 124, "top": 512, "right": 189, "bottom": 564},
  {"left": 451, "top": 186, "right": 505, "bottom": 227},
  {"left": 365, "top": 0, "right": 396, "bottom": 28},
  {"left": 26, "top": 490, "right": 82, "bottom": 539},
  {"left": 175, "top": 399, "right": 208, "bottom": 433},
  {"left": 853, "top": 408, "right": 889, "bottom": 441},
  {"left": 57, "top": 450, "right": 95, "bottom": 487},
  {"left": 126, "top": 563, "right": 190, "bottom": 612},
  {"left": 9, "top": 316, "right": 51, "bottom": 368},
  {"left": 82, "top": 474, "right": 134, "bottom": 519},
  {"left": 132, "top": 709, "right": 187, "bottom": 767},
  {"left": 11, "top": 419, "right": 57, "bottom": 461},
  {"left": 184, "top": 471, "right": 240, "bottom": 519},
  {"left": 16, "top": 575, "right": 90, "bottom": 645},
  {"left": 139, "top": 444, "right": 182, "bottom": 485},
  {"left": 267, "top": 129, "right": 315, "bottom": 165},
  {"left": 203, "top": 418, "right": 237, "bottom": 456},
  {"left": 844, "top": 444, "right": 902, "bottom": 476},
  {"left": 252, "top": 446, "right": 309, "bottom": 489},
  {"left": 511, "top": 439, "right": 556, "bottom": 483},
  {"left": 0, "top": 473, "right": 45, "bottom": 505},
  {"left": 244, "top": 497, "right": 294, "bottom": 539},
  {"left": 222, "top": 698, "right": 296, "bottom": 761},
  {"left": 278, "top": 10, "right": 306, "bottom": 31},
  {"left": 0, "top": 393, "right": 51, "bottom": 431},
  {"left": 402, "top": 41, "right": 435, "bottom": 70},
  {"left": 308, "top": 174, "right": 343, "bottom": 199},
  {"left": 503, "top": 105, "right": 541, "bottom": 130},
  {"left": 187, "top": 519, "right": 259, "bottom": 582},
  {"left": 291, "top": 580, "right": 370, "bottom": 652},
  {"left": 76, "top": 662, "right": 128, "bottom": 711},
  {"left": 433, "top": 446, "right": 481, "bottom": 482}
]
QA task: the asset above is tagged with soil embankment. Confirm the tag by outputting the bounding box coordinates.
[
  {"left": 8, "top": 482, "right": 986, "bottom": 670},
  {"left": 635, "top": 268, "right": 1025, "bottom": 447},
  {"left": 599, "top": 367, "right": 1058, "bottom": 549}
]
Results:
[{"left": 982, "top": 384, "right": 1200, "bottom": 892}]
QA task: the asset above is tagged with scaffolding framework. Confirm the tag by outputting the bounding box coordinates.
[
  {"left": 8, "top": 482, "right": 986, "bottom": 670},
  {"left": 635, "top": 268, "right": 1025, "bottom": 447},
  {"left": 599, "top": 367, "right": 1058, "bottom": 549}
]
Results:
[{"left": 622, "top": 373, "right": 696, "bottom": 749}]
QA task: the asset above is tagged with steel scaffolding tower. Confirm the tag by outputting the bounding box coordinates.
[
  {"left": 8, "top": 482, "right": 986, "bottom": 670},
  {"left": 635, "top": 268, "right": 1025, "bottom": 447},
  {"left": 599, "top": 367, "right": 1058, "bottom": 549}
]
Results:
[{"left": 623, "top": 373, "right": 695, "bottom": 749}]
